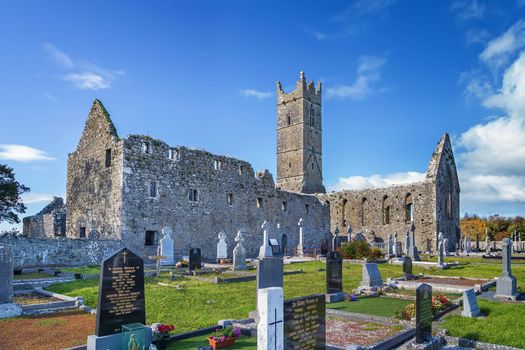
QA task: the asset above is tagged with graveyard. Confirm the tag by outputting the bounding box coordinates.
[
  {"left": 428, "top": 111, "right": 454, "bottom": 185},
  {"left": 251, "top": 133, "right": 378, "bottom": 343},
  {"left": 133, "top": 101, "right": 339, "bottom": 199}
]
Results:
[
  {"left": 2, "top": 2, "right": 525, "bottom": 350},
  {"left": 2, "top": 238, "right": 525, "bottom": 349}
]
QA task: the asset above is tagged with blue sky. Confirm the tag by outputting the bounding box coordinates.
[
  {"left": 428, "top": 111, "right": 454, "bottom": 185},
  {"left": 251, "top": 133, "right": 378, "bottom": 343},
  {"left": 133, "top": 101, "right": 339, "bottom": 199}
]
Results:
[{"left": 1, "top": 0, "right": 525, "bottom": 231}]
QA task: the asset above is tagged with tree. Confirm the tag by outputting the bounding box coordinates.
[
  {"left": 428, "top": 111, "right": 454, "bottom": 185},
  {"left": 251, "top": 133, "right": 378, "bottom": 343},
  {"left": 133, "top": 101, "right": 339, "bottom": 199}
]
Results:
[{"left": 0, "top": 164, "right": 30, "bottom": 224}]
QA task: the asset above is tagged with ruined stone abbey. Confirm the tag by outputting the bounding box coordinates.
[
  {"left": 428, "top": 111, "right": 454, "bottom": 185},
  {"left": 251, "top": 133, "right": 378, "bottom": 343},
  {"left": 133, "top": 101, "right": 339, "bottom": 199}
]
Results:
[{"left": 21, "top": 72, "right": 460, "bottom": 263}]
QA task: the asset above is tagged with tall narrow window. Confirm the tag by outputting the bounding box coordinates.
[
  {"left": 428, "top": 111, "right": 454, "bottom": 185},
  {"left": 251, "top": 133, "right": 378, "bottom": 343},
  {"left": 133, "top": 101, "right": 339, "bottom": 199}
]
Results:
[
  {"left": 79, "top": 227, "right": 86, "bottom": 238},
  {"left": 142, "top": 142, "right": 151, "bottom": 154},
  {"left": 287, "top": 115, "right": 291, "bottom": 126},
  {"left": 227, "top": 192, "right": 233, "bottom": 206},
  {"left": 447, "top": 192, "right": 452, "bottom": 218},
  {"left": 189, "top": 188, "right": 198, "bottom": 202},
  {"left": 405, "top": 193, "right": 414, "bottom": 223},
  {"left": 282, "top": 201, "right": 288, "bottom": 211},
  {"left": 305, "top": 204, "right": 310, "bottom": 214},
  {"left": 150, "top": 181, "right": 157, "bottom": 198},
  {"left": 239, "top": 165, "right": 244, "bottom": 175},
  {"left": 105, "top": 149, "right": 112, "bottom": 167},
  {"left": 384, "top": 206, "right": 391, "bottom": 225},
  {"left": 382, "top": 195, "right": 390, "bottom": 225},
  {"left": 257, "top": 197, "right": 263, "bottom": 208},
  {"left": 361, "top": 198, "right": 367, "bottom": 226},
  {"left": 214, "top": 159, "right": 223, "bottom": 170},
  {"left": 168, "top": 148, "right": 179, "bottom": 160},
  {"left": 342, "top": 199, "right": 347, "bottom": 227},
  {"left": 145, "top": 231, "right": 156, "bottom": 246}
]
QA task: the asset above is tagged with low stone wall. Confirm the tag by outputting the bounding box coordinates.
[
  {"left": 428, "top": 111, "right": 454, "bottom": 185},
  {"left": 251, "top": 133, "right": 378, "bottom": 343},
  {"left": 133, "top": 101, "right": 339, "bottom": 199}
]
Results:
[{"left": 0, "top": 236, "right": 122, "bottom": 268}]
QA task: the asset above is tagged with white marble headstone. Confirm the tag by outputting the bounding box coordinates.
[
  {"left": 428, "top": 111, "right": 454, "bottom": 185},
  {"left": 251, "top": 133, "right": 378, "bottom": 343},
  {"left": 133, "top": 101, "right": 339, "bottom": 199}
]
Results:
[
  {"left": 160, "top": 227, "right": 175, "bottom": 266},
  {"left": 217, "top": 232, "right": 228, "bottom": 261},
  {"left": 257, "top": 287, "right": 284, "bottom": 350}
]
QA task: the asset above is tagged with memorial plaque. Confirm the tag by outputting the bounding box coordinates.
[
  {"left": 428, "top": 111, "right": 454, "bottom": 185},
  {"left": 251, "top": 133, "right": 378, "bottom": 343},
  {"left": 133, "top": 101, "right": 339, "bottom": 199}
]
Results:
[
  {"left": 284, "top": 294, "right": 325, "bottom": 350},
  {"left": 415, "top": 283, "right": 432, "bottom": 343},
  {"left": 189, "top": 248, "right": 201, "bottom": 271},
  {"left": 326, "top": 252, "right": 342, "bottom": 294},
  {"left": 95, "top": 247, "right": 145, "bottom": 336}
]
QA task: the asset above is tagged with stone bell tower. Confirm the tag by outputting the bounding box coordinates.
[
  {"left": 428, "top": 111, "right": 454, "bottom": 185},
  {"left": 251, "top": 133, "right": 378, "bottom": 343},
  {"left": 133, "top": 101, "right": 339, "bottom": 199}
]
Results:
[{"left": 276, "top": 72, "right": 325, "bottom": 194}]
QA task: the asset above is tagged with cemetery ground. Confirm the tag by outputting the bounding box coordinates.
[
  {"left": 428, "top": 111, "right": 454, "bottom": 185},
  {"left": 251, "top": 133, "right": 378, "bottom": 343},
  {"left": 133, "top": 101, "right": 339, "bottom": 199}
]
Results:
[{"left": 3, "top": 257, "right": 525, "bottom": 349}]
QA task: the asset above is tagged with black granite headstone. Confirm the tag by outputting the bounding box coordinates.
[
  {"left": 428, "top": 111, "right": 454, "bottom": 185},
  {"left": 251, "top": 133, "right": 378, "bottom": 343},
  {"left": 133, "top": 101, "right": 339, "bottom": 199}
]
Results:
[
  {"left": 189, "top": 248, "right": 202, "bottom": 271},
  {"left": 326, "top": 252, "right": 343, "bottom": 294},
  {"left": 415, "top": 283, "right": 432, "bottom": 343},
  {"left": 402, "top": 256, "right": 413, "bottom": 276},
  {"left": 95, "top": 247, "right": 145, "bottom": 336},
  {"left": 320, "top": 240, "right": 328, "bottom": 255},
  {"left": 284, "top": 294, "right": 326, "bottom": 350}
]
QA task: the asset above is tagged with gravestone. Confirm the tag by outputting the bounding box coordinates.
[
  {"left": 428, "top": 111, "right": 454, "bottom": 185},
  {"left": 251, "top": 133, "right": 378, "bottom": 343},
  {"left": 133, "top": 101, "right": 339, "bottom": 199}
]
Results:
[
  {"left": 332, "top": 225, "right": 344, "bottom": 250},
  {"left": 0, "top": 244, "right": 13, "bottom": 304},
  {"left": 485, "top": 230, "right": 490, "bottom": 255},
  {"left": 495, "top": 237, "right": 517, "bottom": 298},
  {"left": 216, "top": 232, "right": 228, "bottom": 262},
  {"left": 437, "top": 232, "right": 444, "bottom": 266},
  {"left": 443, "top": 238, "right": 449, "bottom": 255},
  {"left": 325, "top": 251, "right": 344, "bottom": 303},
  {"left": 95, "top": 248, "right": 145, "bottom": 337},
  {"left": 257, "top": 287, "right": 284, "bottom": 350},
  {"left": 360, "top": 262, "right": 383, "bottom": 288},
  {"left": 387, "top": 234, "right": 394, "bottom": 256},
  {"left": 233, "top": 231, "right": 247, "bottom": 270},
  {"left": 408, "top": 223, "right": 420, "bottom": 261},
  {"left": 284, "top": 294, "right": 325, "bottom": 350},
  {"left": 415, "top": 283, "right": 433, "bottom": 343},
  {"left": 396, "top": 242, "right": 403, "bottom": 256},
  {"left": 402, "top": 256, "right": 413, "bottom": 277},
  {"left": 159, "top": 227, "right": 175, "bottom": 266},
  {"left": 297, "top": 218, "right": 304, "bottom": 257},
  {"left": 260, "top": 221, "right": 273, "bottom": 258},
  {"left": 461, "top": 288, "right": 480, "bottom": 318},
  {"left": 476, "top": 234, "right": 480, "bottom": 251},
  {"left": 347, "top": 224, "right": 352, "bottom": 243},
  {"left": 189, "top": 248, "right": 202, "bottom": 271},
  {"left": 269, "top": 239, "right": 280, "bottom": 256},
  {"left": 405, "top": 230, "right": 410, "bottom": 254},
  {"left": 393, "top": 233, "right": 399, "bottom": 257}
]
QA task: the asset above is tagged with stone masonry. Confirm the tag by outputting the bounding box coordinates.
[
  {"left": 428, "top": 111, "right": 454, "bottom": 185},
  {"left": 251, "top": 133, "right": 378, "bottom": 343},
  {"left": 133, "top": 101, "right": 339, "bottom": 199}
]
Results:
[
  {"left": 21, "top": 72, "right": 460, "bottom": 265},
  {"left": 65, "top": 99, "right": 330, "bottom": 261},
  {"left": 22, "top": 197, "right": 66, "bottom": 238},
  {"left": 318, "top": 134, "right": 460, "bottom": 252}
]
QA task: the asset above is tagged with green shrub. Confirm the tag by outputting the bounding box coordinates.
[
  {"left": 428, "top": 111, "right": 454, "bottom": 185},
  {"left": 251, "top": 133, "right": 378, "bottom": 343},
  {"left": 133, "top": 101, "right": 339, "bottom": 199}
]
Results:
[{"left": 340, "top": 241, "right": 384, "bottom": 260}]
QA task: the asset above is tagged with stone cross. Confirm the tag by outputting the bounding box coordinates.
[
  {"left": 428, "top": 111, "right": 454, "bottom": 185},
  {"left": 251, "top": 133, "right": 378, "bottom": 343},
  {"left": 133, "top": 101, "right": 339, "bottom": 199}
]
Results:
[
  {"left": 347, "top": 224, "right": 352, "bottom": 243},
  {"left": 437, "top": 232, "right": 444, "bottom": 266},
  {"left": 297, "top": 218, "right": 304, "bottom": 257},
  {"left": 259, "top": 221, "right": 273, "bottom": 258},
  {"left": 233, "top": 231, "right": 247, "bottom": 270},
  {"left": 393, "top": 232, "right": 399, "bottom": 257},
  {"left": 217, "top": 231, "right": 228, "bottom": 262},
  {"left": 387, "top": 233, "right": 394, "bottom": 256},
  {"left": 409, "top": 222, "right": 420, "bottom": 260},
  {"left": 332, "top": 225, "right": 340, "bottom": 251},
  {"left": 495, "top": 237, "right": 517, "bottom": 298},
  {"left": 160, "top": 227, "right": 175, "bottom": 266},
  {"left": 405, "top": 230, "right": 410, "bottom": 255}
]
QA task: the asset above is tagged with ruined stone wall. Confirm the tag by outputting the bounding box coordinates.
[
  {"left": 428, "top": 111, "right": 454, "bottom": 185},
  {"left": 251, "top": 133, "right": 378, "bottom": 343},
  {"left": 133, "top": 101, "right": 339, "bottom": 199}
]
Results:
[
  {"left": 66, "top": 100, "right": 124, "bottom": 240},
  {"left": 0, "top": 236, "right": 122, "bottom": 268},
  {"left": 120, "top": 135, "right": 330, "bottom": 261},
  {"left": 318, "top": 181, "right": 438, "bottom": 251},
  {"left": 23, "top": 197, "right": 66, "bottom": 238}
]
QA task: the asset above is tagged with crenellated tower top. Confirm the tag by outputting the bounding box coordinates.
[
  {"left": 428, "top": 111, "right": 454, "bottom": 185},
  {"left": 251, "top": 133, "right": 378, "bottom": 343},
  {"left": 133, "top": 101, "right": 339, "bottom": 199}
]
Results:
[{"left": 277, "top": 71, "right": 322, "bottom": 106}]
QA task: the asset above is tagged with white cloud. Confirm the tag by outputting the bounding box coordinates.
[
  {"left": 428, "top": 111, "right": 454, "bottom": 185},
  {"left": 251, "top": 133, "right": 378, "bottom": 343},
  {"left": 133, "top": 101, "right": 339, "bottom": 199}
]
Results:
[
  {"left": 0, "top": 144, "right": 54, "bottom": 162},
  {"left": 328, "top": 171, "right": 426, "bottom": 192},
  {"left": 451, "top": 0, "right": 485, "bottom": 21},
  {"left": 335, "top": 0, "right": 397, "bottom": 21},
  {"left": 240, "top": 89, "right": 272, "bottom": 101},
  {"left": 327, "top": 55, "right": 388, "bottom": 100},
  {"left": 42, "top": 43, "right": 73, "bottom": 69},
  {"left": 22, "top": 193, "right": 55, "bottom": 204},
  {"left": 42, "top": 43, "right": 124, "bottom": 90},
  {"left": 480, "top": 20, "right": 525, "bottom": 67},
  {"left": 64, "top": 73, "right": 111, "bottom": 90},
  {"left": 457, "top": 22, "right": 525, "bottom": 212}
]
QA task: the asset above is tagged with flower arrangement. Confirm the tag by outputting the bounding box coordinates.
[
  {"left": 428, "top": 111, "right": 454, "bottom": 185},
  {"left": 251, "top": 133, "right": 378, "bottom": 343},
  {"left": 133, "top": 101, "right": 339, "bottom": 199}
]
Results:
[
  {"left": 398, "top": 294, "right": 451, "bottom": 320},
  {"left": 151, "top": 323, "right": 175, "bottom": 341},
  {"left": 208, "top": 326, "right": 241, "bottom": 349}
]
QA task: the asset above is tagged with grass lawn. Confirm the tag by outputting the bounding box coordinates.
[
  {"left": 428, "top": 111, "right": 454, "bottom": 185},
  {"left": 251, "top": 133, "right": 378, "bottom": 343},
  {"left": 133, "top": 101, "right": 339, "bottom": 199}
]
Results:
[
  {"left": 167, "top": 335, "right": 256, "bottom": 350},
  {"left": 45, "top": 260, "right": 525, "bottom": 333},
  {"left": 14, "top": 272, "right": 51, "bottom": 280},
  {"left": 61, "top": 266, "right": 100, "bottom": 275},
  {"left": 327, "top": 296, "right": 412, "bottom": 318},
  {"left": 442, "top": 299, "right": 525, "bottom": 349}
]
